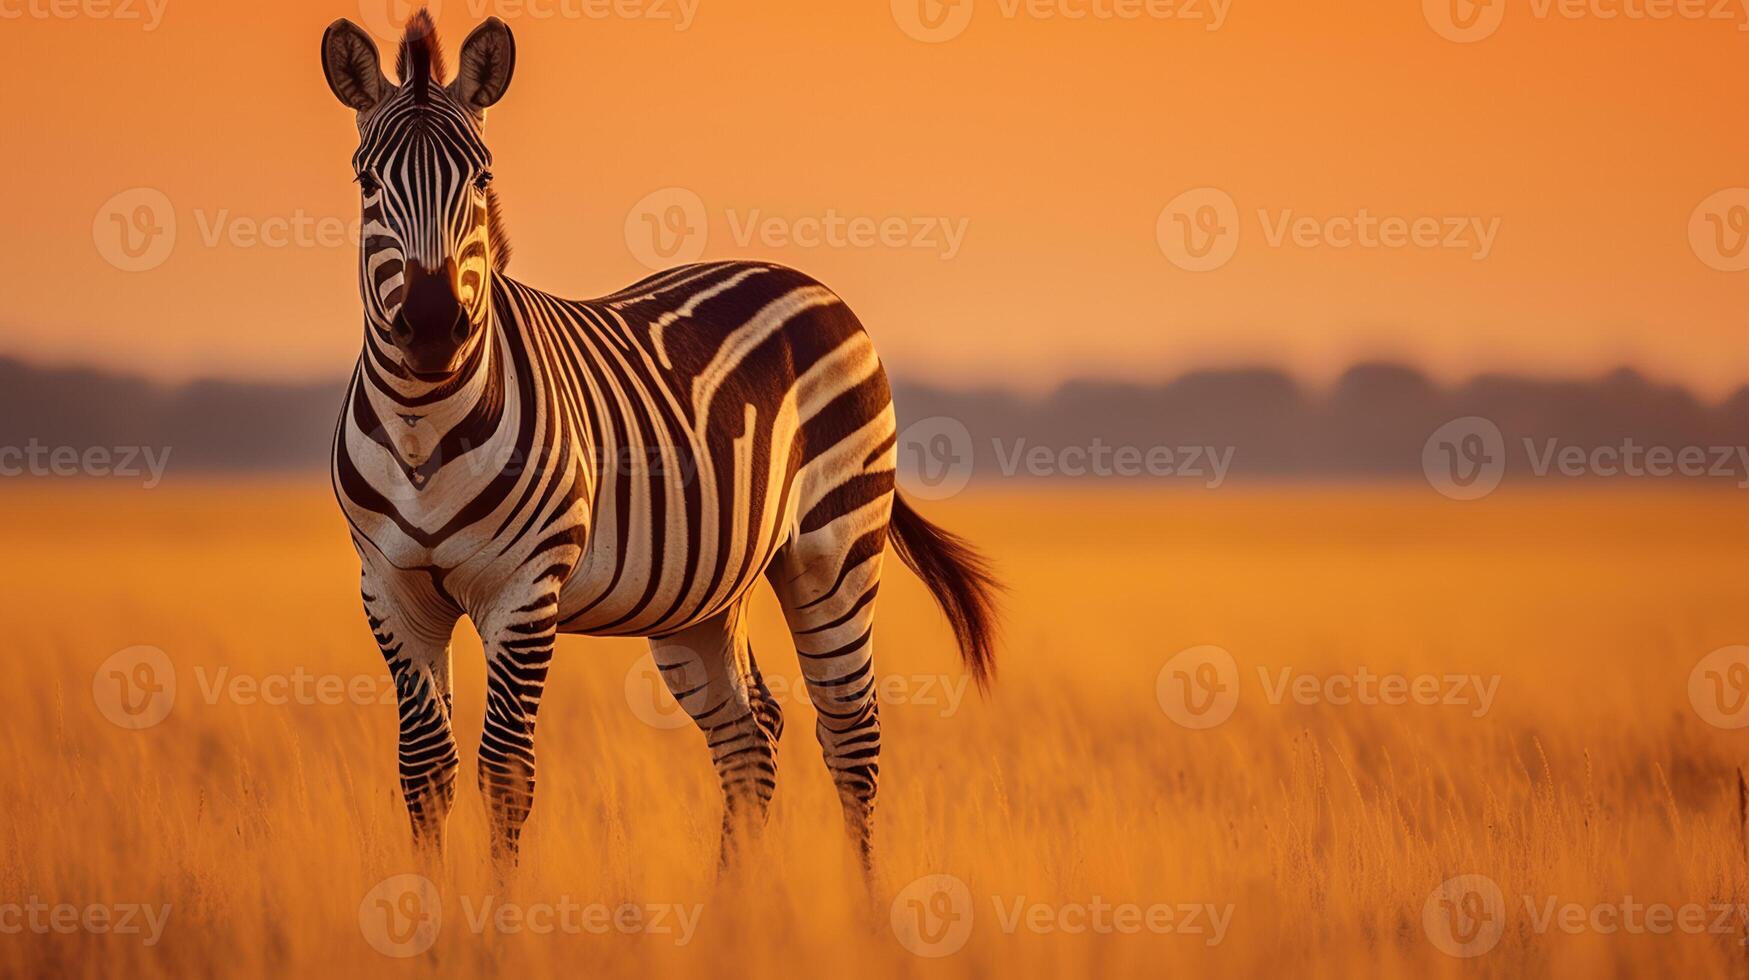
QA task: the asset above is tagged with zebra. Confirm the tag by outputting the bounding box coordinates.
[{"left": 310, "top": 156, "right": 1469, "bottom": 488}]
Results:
[{"left": 319, "top": 10, "right": 1000, "bottom": 871}]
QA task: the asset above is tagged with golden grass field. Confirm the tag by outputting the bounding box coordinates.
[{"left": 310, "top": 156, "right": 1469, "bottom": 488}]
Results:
[{"left": 4, "top": 482, "right": 1749, "bottom": 977}]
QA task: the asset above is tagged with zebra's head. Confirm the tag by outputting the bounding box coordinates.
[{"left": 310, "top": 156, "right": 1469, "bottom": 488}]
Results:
[{"left": 320, "top": 11, "right": 515, "bottom": 379}]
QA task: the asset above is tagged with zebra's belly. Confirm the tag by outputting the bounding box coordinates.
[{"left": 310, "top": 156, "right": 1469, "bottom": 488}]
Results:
[{"left": 553, "top": 474, "right": 799, "bottom": 638}]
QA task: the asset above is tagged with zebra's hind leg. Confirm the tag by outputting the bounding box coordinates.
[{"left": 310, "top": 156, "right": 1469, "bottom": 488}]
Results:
[
  {"left": 650, "top": 602, "right": 783, "bottom": 868},
  {"left": 767, "top": 498, "right": 891, "bottom": 871},
  {"left": 359, "top": 553, "right": 463, "bottom": 865}
]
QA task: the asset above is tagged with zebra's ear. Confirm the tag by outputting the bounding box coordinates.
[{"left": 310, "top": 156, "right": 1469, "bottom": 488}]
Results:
[
  {"left": 451, "top": 18, "right": 515, "bottom": 112},
  {"left": 322, "top": 19, "right": 389, "bottom": 114}
]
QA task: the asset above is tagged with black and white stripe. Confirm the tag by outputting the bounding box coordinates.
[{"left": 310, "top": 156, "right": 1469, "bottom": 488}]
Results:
[{"left": 321, "top": 10, "right": 999, "bottom": 870}]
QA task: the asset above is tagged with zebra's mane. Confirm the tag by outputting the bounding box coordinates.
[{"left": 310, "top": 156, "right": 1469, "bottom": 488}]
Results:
[
  {"left": 486, "top": 188, "right": 513, "bottom": 272},
  {"left": 395, "top": 9, "right": 446, "bottom": 104}
]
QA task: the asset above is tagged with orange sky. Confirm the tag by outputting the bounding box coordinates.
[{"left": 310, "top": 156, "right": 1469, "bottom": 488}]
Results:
[{"left": 3, "top": 0, "right": 1746, "bottom": 394}]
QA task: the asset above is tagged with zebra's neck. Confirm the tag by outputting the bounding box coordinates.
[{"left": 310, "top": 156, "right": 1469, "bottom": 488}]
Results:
[{"left": 352, "top": 276, "right": 513, "bottom": 479}]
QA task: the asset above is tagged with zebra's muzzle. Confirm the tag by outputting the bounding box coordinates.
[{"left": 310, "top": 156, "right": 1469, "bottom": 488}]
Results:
[{"left": 393, "top": 262, "right": 475, "bottom": 376}]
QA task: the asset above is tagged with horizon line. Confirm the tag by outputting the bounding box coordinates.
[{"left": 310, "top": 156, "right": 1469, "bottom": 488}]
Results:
[{"left": 5, "top": 350, "right": 1745, "bottom": 404}]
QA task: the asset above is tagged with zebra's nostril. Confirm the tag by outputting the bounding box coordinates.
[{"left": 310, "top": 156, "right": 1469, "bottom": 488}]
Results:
[
  {"left": 451, "top": 313, "right": 472, "bottom": 345},
  {"left": 391, "top": 316, "right": 414, "bottom": 344}
]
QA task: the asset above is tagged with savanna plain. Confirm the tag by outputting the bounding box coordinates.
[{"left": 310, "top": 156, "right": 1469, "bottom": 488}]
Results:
[{"left": 3, "top": 482, "right": 1748, "bottom": 977}]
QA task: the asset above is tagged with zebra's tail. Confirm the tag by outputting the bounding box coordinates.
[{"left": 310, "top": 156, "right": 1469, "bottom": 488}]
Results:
[{"left": 888, "top": 492, "right": 1003, "bottom": 694}]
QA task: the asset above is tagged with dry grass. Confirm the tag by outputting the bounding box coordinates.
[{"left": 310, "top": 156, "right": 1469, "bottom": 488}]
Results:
[{"left": 3, "top": 482, "right": 1749, "bottom": 977}]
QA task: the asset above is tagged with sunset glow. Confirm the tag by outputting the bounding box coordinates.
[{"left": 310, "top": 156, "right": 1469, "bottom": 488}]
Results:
[{"left": 6, "top": 0, "right": 1747, "bottom": 392}]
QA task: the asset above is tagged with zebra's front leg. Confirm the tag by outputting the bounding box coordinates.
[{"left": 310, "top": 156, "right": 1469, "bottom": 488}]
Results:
[
  {"left": 476, "top": 584, "right": 562, "bottom": 874},
  {"left": 650, "top": 603, "right": 782, "bottom": 868},
  {"left": 360, "top": 558, "right": 463, "bottom": 863}
]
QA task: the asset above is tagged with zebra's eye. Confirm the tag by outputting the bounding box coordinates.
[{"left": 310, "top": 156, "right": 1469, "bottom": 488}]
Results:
[
  {"left": 357, "top": 172, "right": 381, "bottom": 196},
  {"left": 474, "top": 170, "right": 494, "bottom": 191}
]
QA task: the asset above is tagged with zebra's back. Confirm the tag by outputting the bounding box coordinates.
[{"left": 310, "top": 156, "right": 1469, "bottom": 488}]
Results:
[{"left": 541, "top": 261, "right": 899, "bottom": 637}]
